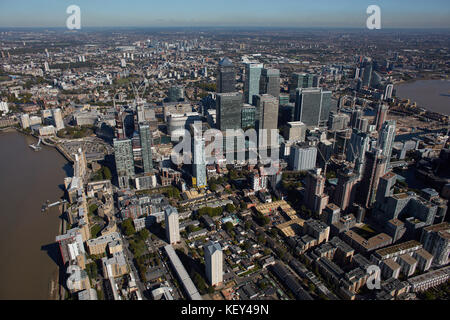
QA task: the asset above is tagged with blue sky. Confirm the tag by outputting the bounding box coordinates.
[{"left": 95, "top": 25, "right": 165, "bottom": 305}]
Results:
[{"left": 0, "top": 0, "right": 449, "bottom": 28}]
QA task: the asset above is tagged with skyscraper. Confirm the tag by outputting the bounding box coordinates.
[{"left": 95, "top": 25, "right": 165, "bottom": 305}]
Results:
[
  {"left": 289, "top": 143, "right": 317, "bottom": 171},
  {"left": 52, "top": 108, "right": 65, "bottom": 131},
  {"left": 244, "top": 62, "right": 263, "bottom": 105},
  {"left": 259, "top": 68, "right": 280, "bottom": 99},
  {"left": 346, "top": 128, "right": 371, "bottom": 164},
  {"left": 204, "top": 241, "right": 223, "bottom": 286},
  {"left": 378, "top": 120, "right": 396, "bottom": 168},
  {"left": 305, "top": 168, "right": 329, "bottom": 215},
  {"left": 289, "top": 73, "right": 314, "bottom": 102},
  {"left": 216, "top": 92, "right": 243, "bottom": 131},
  {"left": 294, "top": 88, "right": 332, "bottom": 127},
  {"left": 375, "top": 104, "right": 389, "bottom": 131},
  {"left": 361, "top": 62, "right": 373, "bottom": 88},
  {"left": 113, "top": 138, "right": 135, "bottom": 188},
  {"left": 254, "top": 94, "right": 279, "bottom": 148},
  {"left": 241, "top": 104, "right": 256, "bottom": 129},
  {"left": 358, "top": 149, "right": 387, "bottom": 208},
  {"left": 165, "top": 206, "right": 180, "bottom": 245},
  {"left": 334, "top": 167, "right": 359, "bottom": 212},
  {"left": 216, "top": 57, "right": 236, "bottom": 93},
  {"left": 139, "top": 123, "right": 153, "bottom": 173},
  {"left": 192, "top": 126, "right": 207, "bottom": 188}
]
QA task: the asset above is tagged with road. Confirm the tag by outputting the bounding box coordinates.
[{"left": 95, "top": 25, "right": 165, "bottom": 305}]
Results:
[{"left": 121, "top": 235, "right": 148, "bottom": 300}]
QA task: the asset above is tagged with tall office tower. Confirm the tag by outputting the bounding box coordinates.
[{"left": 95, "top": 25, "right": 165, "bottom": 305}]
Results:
[
  {"left": 165, "top": 206, "right": 180, "bottom": 245},
  {"left": 120, "top": 59, "right": 126, "bottom": 68},
  {"left": 375, "top": 171, "right": 397, "bottom": 204},
  {"left": 192, "top": 131, "right": 207, "bottom": 188},
  {"left": 139, "top": 123, "right": 153, "bottom": 173},
  {"left": 378, "top": 120, "right": 396, "bottom": 168},
  {"left": 167, "top": 85, "right": 184, "bottom": 102},
  {"left": 20, "top": 113, "right": 30, "bottom": 129},
  {"left": 350, "top": 108, "right": 363, "bottom": 129},
  {"left": 51, "top": 108, "right": 65, "bottom": 131},
  {"left": 294, "top": 88, "right": 332, "bottom": 128},
  {"left": 254, "top": 94, "right": 279, "bottom": 148},
  {"left": 204, "top": 241, "right": 223, "bottom": 286},
  {"left": 244, "top": 62, "right": 263, "bottom": 105},
  {"left": 289, "top": 73, "right": 313, "bottom": 102},
  {"left": 420, "top": 222, "right": 450, "bottom": 266},
  {"left": 305, "top": 168, "right": 329, "bottom": 215},
  {"left": 346, "top": 128, "right": 371, "bottom": 164},
  {"left": 44, "top": 61, "right": 50, "bottom": 72},
  {"left": 259, "top": 68, "right": 280, "bottom": 99},
  {"left": 357, "top": 149, "right": 387, "bottom": 208},
  {"left": 361, "top": 62, "right": 373, "bottom": 88},
  {"left": 375, "top": 104, "right": 389, "bottom": 131},
  {"left": 241, "top": 104, "right": 256, "bottom": 129},
  {"left": 113, "top": 139, "right": 135, "bottom": 189},
  {"left": 289, "top": 144, "right": 317, "bottom": 171},
  {"left": 334, "top": 167, "right": 359, "bottom": 212},
  {"left": 216, "top": 92, "right": 243, "bottom": 131},
  {"left": 216, "top": 57, "right": 236, "bottom": 93}
]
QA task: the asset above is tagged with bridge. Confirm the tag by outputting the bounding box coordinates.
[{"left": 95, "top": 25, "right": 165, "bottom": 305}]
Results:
[
  {"left": 388, "top": 160, "right": 411, "bottom": 169},
  {"left": 29, "top": 137, "right": 42, "bottom": 151},
  {"left": 41, "top": 199, "right": 67, "bottom": 212}
]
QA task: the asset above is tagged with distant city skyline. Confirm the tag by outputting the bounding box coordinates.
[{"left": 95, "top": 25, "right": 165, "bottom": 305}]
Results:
[{"left": 0, "top": 0, "right": 449, "bottom": 28}]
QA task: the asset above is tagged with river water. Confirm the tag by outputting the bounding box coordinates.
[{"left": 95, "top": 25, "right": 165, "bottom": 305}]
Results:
[
  {"left": 0, "top": 131, "right": 71, "bottom": 299},
  {"left": 395, "top": 79, "right": 450, "bottom": 116}
]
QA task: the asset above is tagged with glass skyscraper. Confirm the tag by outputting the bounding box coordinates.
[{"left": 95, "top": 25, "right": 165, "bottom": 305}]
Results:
[
  {"left": 139, "top": 123, "right": 153, "bottom": 173},
  {"left": 294, "top": 88, "right": 332, "bottom": 127},
  {"left": 192, "top": 135, "right": 207, "bottom": 188},
  {"left": 289, "top": 73, "right": 314, "bottom": 102},
  {"left": 244, "top": 62, "right": 263, "bottom": 105},
  {"left": 260, "top": 68, "right": 280, "bottom": 99},
  {"left": 216, "top": 57, "right": 236, "bottom": 93},
  {"left": 241, "top": 104, "right": 256, "bottom": 129},
  {"left": 216, "top": 92, "right": 243, "bottom": 131},
  {"left": 113, "top": 138, "right": 135, "bottom": 188}
]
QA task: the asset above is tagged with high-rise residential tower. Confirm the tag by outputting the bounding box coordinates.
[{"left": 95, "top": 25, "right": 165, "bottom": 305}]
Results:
[
  {"left": 204, "top": 241, "right": 223, "bottom": 286},
  {"left": 113, "top": 138, "right": 135, "bottom": 188},
  {"left": 378, "top": 120, "right": 396, "bottom": 169},
  {"left": 139, "top": 123, "right": 153, "bottom": 173},
  {"left": 165, "top": 206, "right": 180, "bottom": 245}
]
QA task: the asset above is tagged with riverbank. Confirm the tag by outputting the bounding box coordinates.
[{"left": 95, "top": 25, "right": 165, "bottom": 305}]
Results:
[{"left": 395, "top": 79, "right": 450, "bottom": 116}]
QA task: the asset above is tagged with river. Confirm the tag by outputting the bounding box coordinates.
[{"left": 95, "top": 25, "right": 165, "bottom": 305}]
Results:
[
  {"left": 395, "top": 79, "right": 450, "bottom": 116},
  {"left": 0, "top": 131, "right": 72, "bottom": 299}
]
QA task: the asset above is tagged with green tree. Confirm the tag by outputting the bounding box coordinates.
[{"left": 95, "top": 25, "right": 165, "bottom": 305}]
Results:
[
  {"left": 121, "top": 218, "right": 136, "bottom": 236},
  {"left": 225, "top": 203, "right": 236, "bottom": 213},
  {"left": 223, "top": 222, "right": 234, "bottom": 233}
]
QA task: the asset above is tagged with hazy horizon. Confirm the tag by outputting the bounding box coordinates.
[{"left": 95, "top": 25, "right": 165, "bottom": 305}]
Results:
[{"left": 0, "top": 0, "right": 449, "bottom": 29}]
